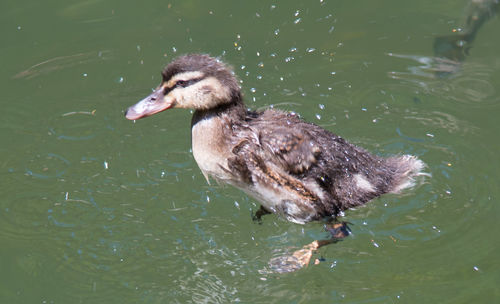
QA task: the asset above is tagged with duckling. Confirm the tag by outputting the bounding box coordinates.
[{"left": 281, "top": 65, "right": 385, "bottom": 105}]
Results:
[
  {"left": 125, "top": 54, "right": 426, "bottom": 271},
  {"left": 126, "top": 53, "right": 425, "bottom": 223}
]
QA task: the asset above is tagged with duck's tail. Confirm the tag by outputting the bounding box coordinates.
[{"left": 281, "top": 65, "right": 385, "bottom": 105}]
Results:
[{"left": 386, "top": 155, "right": 429, "bottom": 193}]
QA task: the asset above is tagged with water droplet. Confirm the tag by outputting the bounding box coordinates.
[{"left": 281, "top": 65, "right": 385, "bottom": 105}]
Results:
[
  {"left": 315, "top": 114, "right": 321, "bottom": 120},
  {"left": 289, "top": 47, "right": 297, "bottom": 53},
  {"left": 294, "top": 18, "right": 301, "bottom": 24},
  {"left": 432, "top": 226, "right": 441, "bottom": 233},
  {"left": 306, "top": 47, "right": 316, "bottom": 53},
  {"left": 274, "top": 29, "right": 280, "bottom": 36},
  {"left": 319, "top": 104, "right": 325, "bottom": 110}
]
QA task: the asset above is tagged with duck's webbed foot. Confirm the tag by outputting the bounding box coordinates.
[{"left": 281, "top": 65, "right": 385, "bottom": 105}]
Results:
[
  {"left": 269, "top": 222, "right": 351, "bottom": 273},
  {"left": 269, "top": 240, "right": 332, "bottom": 273},
  {"left": 252, "top": 205, "right": 272, "bottom": 223}
]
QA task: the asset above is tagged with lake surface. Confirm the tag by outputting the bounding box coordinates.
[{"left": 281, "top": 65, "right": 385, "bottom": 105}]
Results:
[{"left": 1, "top": 0, "right": 499, "bottom": 303}]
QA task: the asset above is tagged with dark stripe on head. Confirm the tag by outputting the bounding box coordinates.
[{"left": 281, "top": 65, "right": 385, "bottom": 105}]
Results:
[{"left": 163, "top": 77, "right": 204, "bottom": 95}]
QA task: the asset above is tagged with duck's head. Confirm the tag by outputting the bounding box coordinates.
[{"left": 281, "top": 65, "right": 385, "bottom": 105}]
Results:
[{"left": 125, "top": 54, "right": 241, "bottom": 120}]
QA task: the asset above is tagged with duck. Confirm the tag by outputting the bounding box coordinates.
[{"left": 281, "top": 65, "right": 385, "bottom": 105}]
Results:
[
  {"left": 125, "top": 54, "right": 428, "bottom": 272},
  {"left": 125, "top": 54, "right": 426, "bottom": 226}
]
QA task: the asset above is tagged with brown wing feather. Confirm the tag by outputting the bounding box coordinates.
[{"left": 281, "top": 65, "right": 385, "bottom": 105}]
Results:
[
  {"left": 225, "top": 109, "right": 322, "bottom": 181},
  {"left": 258, "top": 126, "right": 321, "bottom": 175}
]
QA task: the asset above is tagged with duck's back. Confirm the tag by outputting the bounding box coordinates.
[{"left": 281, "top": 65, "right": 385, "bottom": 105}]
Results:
[{"left": 224, "top": 108, "right": 424, "bottom": 223}]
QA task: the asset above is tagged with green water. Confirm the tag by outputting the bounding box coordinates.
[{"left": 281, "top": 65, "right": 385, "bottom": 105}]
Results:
[{"left": 1, "top": 0, "right": 499, "bottom": 303}]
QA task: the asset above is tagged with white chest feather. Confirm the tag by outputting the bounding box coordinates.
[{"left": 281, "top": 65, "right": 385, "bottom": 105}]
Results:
[{"left": 191, "top": 115, "right": 232, "bottom": 182}]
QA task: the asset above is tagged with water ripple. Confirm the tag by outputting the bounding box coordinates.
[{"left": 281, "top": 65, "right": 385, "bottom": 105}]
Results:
[
  {"left": 47, "top": 111, "right": 100, "bottom": 142},
  {"left": 13, "top": 50, "right": 112, "bottom": 80},
  {"left": 387, "top": 53, "right": 499, "bottom": 106}
]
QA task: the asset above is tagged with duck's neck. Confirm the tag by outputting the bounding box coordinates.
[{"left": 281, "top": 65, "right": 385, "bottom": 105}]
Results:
[
  {"left": 190, "top": 99, "right": 246, "bottom": 182},
  {"left": 191, "top": 99, "right": 246, "bottom": 125}
]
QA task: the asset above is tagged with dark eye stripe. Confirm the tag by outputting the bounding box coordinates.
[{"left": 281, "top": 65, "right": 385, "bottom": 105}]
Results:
[
  {"left": 163, "top": 77, "right": 203, "bottom": 95},
  {"left": 176, "top": 77, "right": 203, "bottom": 88},
  {"left": 163, "top": 86, "right": 174, "bottom": 95}
]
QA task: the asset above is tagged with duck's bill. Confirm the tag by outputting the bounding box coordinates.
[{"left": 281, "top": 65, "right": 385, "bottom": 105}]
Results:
[{"left": 125, "top": 89, "right": 173, "bottom": 120}]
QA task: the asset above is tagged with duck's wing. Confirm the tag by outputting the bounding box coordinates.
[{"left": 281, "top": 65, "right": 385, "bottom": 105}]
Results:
[
  {"left": 257, "top": 127, "right": 321, "bottom": 175},
  {"left": 226, "top": 112, "right": 323, "bottom": 182},
  {"left": 225, "top": 121, "right": 326, "bottom": 222}
]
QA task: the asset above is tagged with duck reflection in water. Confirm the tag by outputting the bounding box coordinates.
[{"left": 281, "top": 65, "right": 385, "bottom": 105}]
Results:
[{"left": 434, "top": 0, "right": 499, "bottom": 77}]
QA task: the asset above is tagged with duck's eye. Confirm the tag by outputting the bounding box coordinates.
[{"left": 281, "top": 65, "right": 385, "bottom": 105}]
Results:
[
  {"left": 176, "top": 80, "right": 188, "bottom": 88},
  {"left": 173, "top": 77, "right": 203, "bottom": 89}
]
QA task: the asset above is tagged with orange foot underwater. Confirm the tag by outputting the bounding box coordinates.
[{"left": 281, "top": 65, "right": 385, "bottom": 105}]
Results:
[{"left": 269, "top": 222, "right": 351, "bottom": 273}]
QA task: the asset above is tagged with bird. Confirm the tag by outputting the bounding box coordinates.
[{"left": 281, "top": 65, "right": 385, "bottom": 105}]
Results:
[{"left": 125, "top": 54, "right": 427, "bottom": 271}]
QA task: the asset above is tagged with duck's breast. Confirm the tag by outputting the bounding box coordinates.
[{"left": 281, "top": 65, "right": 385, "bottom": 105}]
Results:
[{"left": 191, "top": 113, "right": 233, "bottom": 182}]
